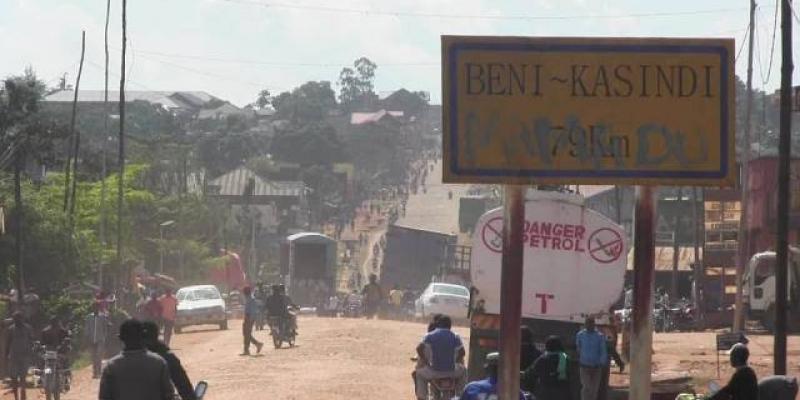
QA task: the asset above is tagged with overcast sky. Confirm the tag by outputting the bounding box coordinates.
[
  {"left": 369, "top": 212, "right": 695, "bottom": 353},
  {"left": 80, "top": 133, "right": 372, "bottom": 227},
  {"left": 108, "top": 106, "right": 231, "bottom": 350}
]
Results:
[{"left": 0, "top": 0, "right": 788, "bottom": 106}]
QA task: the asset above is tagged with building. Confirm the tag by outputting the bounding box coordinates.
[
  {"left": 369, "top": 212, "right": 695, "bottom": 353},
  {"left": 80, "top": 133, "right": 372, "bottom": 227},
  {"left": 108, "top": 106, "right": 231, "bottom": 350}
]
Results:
[{"left": 44, "top": 90, "right": 230, "bottom": 116}]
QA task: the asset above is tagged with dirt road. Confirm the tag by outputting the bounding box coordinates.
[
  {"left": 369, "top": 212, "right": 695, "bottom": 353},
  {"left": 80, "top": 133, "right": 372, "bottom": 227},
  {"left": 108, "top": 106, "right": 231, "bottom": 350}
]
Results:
[
  {"left": 13, "top": 316, "right": 800, "bottom": 400},
  {"left": 44, "top": 317, "right": 468, "bottom": 400}
]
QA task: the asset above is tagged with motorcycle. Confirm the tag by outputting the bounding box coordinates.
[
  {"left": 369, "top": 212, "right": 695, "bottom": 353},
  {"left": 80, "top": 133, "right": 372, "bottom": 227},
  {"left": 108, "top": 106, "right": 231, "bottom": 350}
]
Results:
[
  {"left": 343, "top": 297, "right": 362, "bottom": 318},
  {"left": 32, "top": 340, "right": 71, "bottom": 400},
  {"left": 428, "top": 377, "right": 457, "bottom": 400},
  {"left": 268, "top": 311, "right": 296, "bottom": 349}
]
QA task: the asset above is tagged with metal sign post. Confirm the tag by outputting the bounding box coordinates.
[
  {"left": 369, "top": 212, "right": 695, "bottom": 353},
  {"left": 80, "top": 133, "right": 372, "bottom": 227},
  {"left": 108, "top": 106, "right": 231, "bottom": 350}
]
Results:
[
  {"left": 630, "top": 186, "right": 656, "bottom": 400},
  {"left": 498, "top": 186, "right": 525, "bottom": 400}
]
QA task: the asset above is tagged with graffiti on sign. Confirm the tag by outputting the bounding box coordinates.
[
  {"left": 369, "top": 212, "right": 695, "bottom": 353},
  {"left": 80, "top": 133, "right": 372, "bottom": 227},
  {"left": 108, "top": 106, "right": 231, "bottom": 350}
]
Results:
[{"left": 442, "top": 36, "right": 736, "bottom": 186}]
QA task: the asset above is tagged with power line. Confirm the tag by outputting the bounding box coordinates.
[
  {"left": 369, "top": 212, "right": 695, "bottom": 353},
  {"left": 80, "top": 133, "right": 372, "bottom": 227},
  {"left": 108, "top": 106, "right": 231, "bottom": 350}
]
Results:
[
  {"left": 736, "top": 22, "right": 751, "bottom": 63},
  {"left": 218, "top": 0, "right": 750, "bottom": 21},
  {"left": 113, "top": 47, "right": 437, "bottom": 67},
  {"left": 761, "top": 0, "right": 779, "bottom": 86}
]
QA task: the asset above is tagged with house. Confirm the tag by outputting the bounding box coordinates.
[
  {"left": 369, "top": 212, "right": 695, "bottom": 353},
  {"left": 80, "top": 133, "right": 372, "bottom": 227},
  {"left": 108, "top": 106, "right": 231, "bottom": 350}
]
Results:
[
  {"left": 43, "top": 89, "right": 237, "bottom": 117},
  {"left": 350, "top": 109, "right": 404, "bottom": 125},
  {"left": 205, "top": 166, "right": 307, "bottom": 235}
]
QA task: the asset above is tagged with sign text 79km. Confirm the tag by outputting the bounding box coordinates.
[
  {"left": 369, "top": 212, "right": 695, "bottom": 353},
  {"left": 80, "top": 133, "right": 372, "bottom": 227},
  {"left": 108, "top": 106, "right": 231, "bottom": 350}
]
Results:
[{"left": 442, "top": 36, "right": 735, "bottom": 186}]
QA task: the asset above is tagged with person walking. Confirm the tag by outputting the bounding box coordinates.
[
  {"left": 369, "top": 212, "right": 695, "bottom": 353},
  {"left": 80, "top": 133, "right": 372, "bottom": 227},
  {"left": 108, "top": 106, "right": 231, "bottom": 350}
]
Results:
[
  {"left": 240, "top": 286, "right": 263, "bottom": 356},
  {"left": 142, "top": 321, "right": 196, "bottom": 400},
  {"left": 158, "top": 289, "right": 178, "bottom": 346},
  {"left": 576, "top": 316, "right": 608, "bottom": 400},
  {"left": 362, "top": 274, "right": 383, "bottom": 319},
  {"left": 5, "top": 312, "right": 33, "bottom": 400},
  {"left": 98, "top": 319, "right": 175, "bottom": 400},
  {"left": 85, "top": 303, "right": 112, "bottom": 379}
]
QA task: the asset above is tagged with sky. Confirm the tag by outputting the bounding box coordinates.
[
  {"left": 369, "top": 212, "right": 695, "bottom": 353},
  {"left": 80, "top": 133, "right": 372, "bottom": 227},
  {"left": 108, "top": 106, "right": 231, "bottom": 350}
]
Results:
[{"left": 0, "top": 0, "right": 790, "bottom": 106}]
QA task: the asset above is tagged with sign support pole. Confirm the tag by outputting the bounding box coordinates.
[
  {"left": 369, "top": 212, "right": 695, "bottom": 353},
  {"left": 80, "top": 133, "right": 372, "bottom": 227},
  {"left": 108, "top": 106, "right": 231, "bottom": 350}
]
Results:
[
  {"left": 630, "top": 186, "right": 656, "bottom": 400},
  {"left": 498, "top": 185, "right": 525, "bottom": 400},
  {"left": 774, "top": 0, "right": 793, "bottom": 376}
]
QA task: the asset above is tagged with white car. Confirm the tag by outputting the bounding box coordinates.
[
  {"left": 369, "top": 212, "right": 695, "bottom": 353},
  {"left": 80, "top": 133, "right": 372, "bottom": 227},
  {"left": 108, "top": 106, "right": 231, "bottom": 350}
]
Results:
[
  {"left": 175, "top": 285, "right": 228, "bottom": 333},
  {"left": 415, "top": 283, "right": 470, "bottom": 320}
]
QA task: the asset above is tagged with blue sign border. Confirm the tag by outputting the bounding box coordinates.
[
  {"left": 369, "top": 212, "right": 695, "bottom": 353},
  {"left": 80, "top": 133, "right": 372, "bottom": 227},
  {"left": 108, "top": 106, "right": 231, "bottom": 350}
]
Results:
[{"left": 447, "top": 42, "right": 730, "bottom": 180}]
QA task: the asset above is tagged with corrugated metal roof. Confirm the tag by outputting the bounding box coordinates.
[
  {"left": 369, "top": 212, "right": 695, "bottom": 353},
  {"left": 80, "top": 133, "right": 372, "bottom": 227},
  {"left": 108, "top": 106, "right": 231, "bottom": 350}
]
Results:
[
  {"left": 350, "top": 109, "right": 404, "bottom": 125},
  {"left": 207, "top": 167, "right": 305, "bottom": 197},
  {"left": 44, "top": 90, "right": 220, "bottom": 111}
]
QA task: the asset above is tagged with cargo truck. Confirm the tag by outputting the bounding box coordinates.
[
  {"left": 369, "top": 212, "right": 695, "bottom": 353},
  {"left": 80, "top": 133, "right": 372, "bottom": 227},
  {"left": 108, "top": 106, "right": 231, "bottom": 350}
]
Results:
[
  {"left": 380, "top": 224, "right": 458, "bottom": 291},
  {"left": 281, "top": 232, "right": 337, "bottom": 306}
]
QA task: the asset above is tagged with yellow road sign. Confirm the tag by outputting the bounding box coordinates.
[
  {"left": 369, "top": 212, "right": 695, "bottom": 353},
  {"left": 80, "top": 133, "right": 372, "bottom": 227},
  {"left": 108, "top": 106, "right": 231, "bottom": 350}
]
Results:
[{"left": 442, "top": 36, "right": 735, "bottom": 186}]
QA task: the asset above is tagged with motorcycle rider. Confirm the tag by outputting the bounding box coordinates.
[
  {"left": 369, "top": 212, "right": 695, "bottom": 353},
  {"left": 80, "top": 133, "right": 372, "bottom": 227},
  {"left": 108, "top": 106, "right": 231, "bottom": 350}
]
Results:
[
  {"left": 142, "top": 320, "right": 196, "bottom": 400},
  {"left": 41, "top": 315, "right": 70, "bottom": 349},
  {"left": 414, "top": 315, "right": 466, "bottom": 400},
  {"left": 461, "top": 352, "right": 525, "bottom": 400},
  {"left": 265, "top": 285, "right": 297, "bottom": 335}
]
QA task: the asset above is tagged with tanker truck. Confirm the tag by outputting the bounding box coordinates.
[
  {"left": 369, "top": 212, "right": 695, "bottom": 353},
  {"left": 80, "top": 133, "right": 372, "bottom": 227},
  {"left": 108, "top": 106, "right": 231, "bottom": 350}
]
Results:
[{"left": 467, "top": 190, "right": 627, "bottom": 397}]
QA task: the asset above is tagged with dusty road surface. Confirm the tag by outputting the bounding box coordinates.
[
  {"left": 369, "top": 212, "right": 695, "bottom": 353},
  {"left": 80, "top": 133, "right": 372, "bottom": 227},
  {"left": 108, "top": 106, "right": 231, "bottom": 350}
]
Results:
[
  {"left": 34, "top": 317, "right": 468, "bottom": 400},
  {"left": 11, "top": 318, "right": 800, "bottom": 400}
]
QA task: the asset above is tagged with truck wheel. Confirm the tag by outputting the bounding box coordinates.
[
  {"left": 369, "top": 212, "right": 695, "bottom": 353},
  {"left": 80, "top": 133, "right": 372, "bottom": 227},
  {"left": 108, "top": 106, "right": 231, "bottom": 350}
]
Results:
[{"left": 762, "top": 305, "right": 776, "bottom": 332}]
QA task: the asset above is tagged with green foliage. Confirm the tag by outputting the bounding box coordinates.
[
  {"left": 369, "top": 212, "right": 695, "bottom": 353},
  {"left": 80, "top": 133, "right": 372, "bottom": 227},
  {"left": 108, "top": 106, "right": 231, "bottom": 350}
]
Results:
[
  {"left": 271, "top": 122, "right": 345, "bottom": 165},
  {"left": 197, "top": 130, "right": 270, "bottom": 177},
  {"left": 273, "top": 81, "right": 336, "bottom": 122},
  {"left": 338, "top": 57, "right": 378, "bottom": 110}
]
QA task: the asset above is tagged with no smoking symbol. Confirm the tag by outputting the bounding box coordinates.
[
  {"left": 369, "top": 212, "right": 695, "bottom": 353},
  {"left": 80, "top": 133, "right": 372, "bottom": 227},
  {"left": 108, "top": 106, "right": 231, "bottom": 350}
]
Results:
[
  {"left": 481, "top": 217, "right": 504, "bottom": 253},
  {"left": 588, "top": 228, "right": 623, "bottom": 264}
]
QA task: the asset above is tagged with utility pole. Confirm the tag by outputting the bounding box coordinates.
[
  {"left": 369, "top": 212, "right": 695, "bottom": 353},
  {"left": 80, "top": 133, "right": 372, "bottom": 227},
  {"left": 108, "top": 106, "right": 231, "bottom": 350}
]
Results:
[
  {"left": 774, "top": 0, "right": 793, "bottom": 376},
  {"left": 117, "top": 0, "right": 127, "bottom": 288},
  {"left": 734, "top": 0, "right": 757, "bottom": 333},
  {"left": 99, "top": 0, "right": 111, "bottom": 287},
  {"left": 630, "top": 186, "right": 657, "bottom": 400},
  {"left": 671, "top": 187, "right": 683, "bottom": 299},
  {"left": 692, "top": 187, "right": 704, "bottom": 322},
  {"left": 68, "top": 31, "right": 87, "bottom": 229},
  {"left": 13, "top": 131, "right": 24, "bottom": 300}
]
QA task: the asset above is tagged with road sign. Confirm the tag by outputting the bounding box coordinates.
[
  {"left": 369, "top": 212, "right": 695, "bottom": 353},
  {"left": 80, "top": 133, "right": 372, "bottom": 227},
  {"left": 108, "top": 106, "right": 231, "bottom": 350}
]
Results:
[
  {"left": 471, "top": 193, "right": 627, "bottom": 322},
  {"left": 442, "top": 36, "right": 736, "bottom": 186}
]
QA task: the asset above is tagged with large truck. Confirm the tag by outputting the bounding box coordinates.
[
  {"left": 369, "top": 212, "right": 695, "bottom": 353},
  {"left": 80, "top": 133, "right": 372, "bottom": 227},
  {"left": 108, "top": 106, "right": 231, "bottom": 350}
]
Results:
[
  {"left": 743, "top": 246, "right": 800, "bottom": 331},
  {"left": 380, "top": 224, "right": 458, "bottom": 290},
  {"left": 468, "top": 191, "right": 627, "bottom": 397},
  {"left": 281, "top": 233, "right": 337, "bottom": 306}
]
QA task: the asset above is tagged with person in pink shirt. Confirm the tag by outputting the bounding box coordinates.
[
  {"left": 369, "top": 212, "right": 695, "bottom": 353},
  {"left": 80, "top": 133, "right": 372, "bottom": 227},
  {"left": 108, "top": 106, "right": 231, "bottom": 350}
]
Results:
[{"left": 158, "top": 289, "right": 178, "bottom": 346}]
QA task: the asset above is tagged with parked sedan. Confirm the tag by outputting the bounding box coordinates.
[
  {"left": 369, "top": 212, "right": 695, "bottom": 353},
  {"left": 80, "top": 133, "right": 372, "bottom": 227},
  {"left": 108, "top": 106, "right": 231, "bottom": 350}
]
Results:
[
  {"left": 415, "top": 283, "right": 470, "bottom": 320},
  {"left": 175, "top": 285, "right": 228, "bottom": 333}
]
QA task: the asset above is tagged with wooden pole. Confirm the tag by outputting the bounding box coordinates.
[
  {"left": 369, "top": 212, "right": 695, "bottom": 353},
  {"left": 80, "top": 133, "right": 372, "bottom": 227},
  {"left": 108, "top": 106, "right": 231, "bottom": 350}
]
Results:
[
  {"left": 630, "top": 186, "right": 656, "bottom": 400},
  {"left": 734, "top": 0, "right": 757, "bottom": 333},
  {"left": 99, "top": 0, "right": 111, "bottom": 286},
  {"left": 692, "top": 187, "right": 704, "bottom": 322},
  {"left": 671, "top": 187, "right": 683, "bottom": 299},
  {"left": 63, "top": 32, "right": 86, "bottom": 214},
  {"left": 116, "top": 0, "right": 127, "bottom": 287},
  {"left": 774, "top": 0, "right": 792, "bottom": 376},
  {"left": 498, "top": 185, "right": 525, "bottom": 400},
  {"left": 68, "top": 31, "right": 86, "bottom": 228},
  {"left": 13, "top": 141, "right": 24, "bottom": 299}
]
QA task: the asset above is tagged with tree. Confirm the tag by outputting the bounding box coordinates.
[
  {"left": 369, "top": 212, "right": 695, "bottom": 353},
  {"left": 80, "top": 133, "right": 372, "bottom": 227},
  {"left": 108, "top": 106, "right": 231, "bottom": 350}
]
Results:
[
  {"left": 255, "top": 89, "right": 271, "bottom": 110},
  {"left": 271, "top": 122, "right": 344, "bottom": 165},
  {"left": 0, "top": 68, "right": 66, "bottom": 294},
  {"left": 273, "top": 81, "right": 336, "bottom": 122},
  {"left": 338, "top": 57, "right": 378, "bottom": 110}
]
